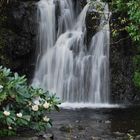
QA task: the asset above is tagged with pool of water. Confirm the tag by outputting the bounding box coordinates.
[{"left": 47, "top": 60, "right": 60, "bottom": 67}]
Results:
[{"left": 48, "top": 106, "right": 140, "bottom": 140}]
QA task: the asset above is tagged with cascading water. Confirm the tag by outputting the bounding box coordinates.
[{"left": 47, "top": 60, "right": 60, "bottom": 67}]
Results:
[{"left": 32, "top": 0, "right": 111, "bottom": 105}]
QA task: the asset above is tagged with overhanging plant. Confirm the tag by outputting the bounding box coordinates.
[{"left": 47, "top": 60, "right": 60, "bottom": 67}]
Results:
[{"left": 0, "top": 66, "right": 60, "bottom": 136}]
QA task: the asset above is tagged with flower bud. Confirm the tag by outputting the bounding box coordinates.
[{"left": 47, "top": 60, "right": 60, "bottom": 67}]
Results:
[
  {"left": 16, "top": 113, "right": 22, "bottom": 118},
  {"left": 3, "top": 111, "right": 10, "bottom": 116},
  {"left": 43, "top": 116, "right": 50, "bottom": 122},
  {"left": 8, "top": 126, "right": 12, "bottom": 130},
  {"left": 43, "top": 102, "right": 50, "bottom": 109},
  {"left": 32, "top": 105, "right": 39, "bottom": 111}
]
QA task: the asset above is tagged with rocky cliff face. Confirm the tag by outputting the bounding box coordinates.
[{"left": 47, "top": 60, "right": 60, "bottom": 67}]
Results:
[
  {"left": 109, "top": 12, "right": 140, "bottom": 104},
  {"left": 0, "top": 0, "right": 98, "bottom": 79},
  {"left": 0, "top": 0, "right": 38, "bottom": 80},
  {"left": 110, "top": 34, "right": 136, "bottom": 104}
]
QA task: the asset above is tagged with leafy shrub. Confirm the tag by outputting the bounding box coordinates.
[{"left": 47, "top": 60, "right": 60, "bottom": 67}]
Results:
[
  {"left": 0, "top": 66, "right": 60, "bottom": 136},
  {"left": 109, "top": 0, "right": 140, "bottom": 43}
]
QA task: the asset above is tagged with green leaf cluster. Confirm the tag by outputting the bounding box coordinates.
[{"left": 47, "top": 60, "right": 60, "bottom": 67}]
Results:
[
  {"left": 110, "top": 0, "right": 140, "bottom": 43},
  {"left": 0, "top": 66, "right": 60, "bottom": 136}
]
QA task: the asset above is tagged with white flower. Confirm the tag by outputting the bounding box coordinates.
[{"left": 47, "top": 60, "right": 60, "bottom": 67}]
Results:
[
  {"left": 32, "top": 105, "right": 39, "bottom": 111},
  {"left": 8, "top": 126, "right": 12, "bottom": 130},
  {"left": 16, "top": 113, "right": 22, "bottom": 118},
  {"left": 0, "top": 85, "right": 3, "bottom": 89},
  {"left": 43, "top": 102, "right": 50, "bottom": 109},
  {"left": 43, "top": 116, "right": 50, "bottom": 122},
  {"left": 3, "top": 111, "right": 10, "bottom": 116}
]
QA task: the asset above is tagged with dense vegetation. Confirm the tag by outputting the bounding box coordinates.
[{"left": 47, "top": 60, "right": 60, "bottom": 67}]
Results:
[
  {"left": 109, "top": 0, "right": 140, "bottom": 88},
  {"left": 109, "top": 0, "right": 140, "bottom": 43},
  {"left": 0, "top": 66, "right": 60, "bottom": 136}
]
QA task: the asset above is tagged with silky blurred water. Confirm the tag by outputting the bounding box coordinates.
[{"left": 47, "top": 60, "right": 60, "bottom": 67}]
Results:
[{"left": 33, "top": 0, "right": 110, "bottom": 104}]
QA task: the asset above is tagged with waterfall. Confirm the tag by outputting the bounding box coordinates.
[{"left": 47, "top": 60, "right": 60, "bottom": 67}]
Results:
[{"left": 32, "top": 0, "right": 110, "bottom": 104}]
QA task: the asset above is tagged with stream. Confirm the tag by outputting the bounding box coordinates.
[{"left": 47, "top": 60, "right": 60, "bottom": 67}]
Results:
[{"left": 48, "top": 106, "right": 140, "bottom": 140}]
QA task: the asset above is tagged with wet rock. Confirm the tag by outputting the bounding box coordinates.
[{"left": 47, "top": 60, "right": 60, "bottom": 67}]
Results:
[
  {"left": 128, "top": 129, "right": 135, "bottom": 133},
  {"left": 43, "top": 133, "right": 54, "bottom": 140},
  {"left": 113, "top": 131, "right": 125, "bottom": 137},
  {"left": 135, "top": 135, "right": 140, "bottom": 140},
  {"left": 86, "top": 6, "right": 100, "bottom": 46},
  {"left": 105, "top": 120, "right": 111, "bottom": 124},
  {"left": 77, "top": 125, "right": 85, "bottom": 130},
  {"left": 59, "top": 125, "right": 73, "bottom": 133},
  {"left": 128, "top": 129, "right": 136, "bottom": 135},
  {"left": 73, "top": 0, "right": 100, "bottom": 47},
  {"left": 97, "top": 120, "right": 103, "bottom": 123},
  {"left": 28, "top": 137, "right": 39, "bottom": 140},
  {"left": 91, "top": 136, "right": 101, "bottom": 140},
  {"left": 75, "top": 120, "right": 80, "bottom": 123}
]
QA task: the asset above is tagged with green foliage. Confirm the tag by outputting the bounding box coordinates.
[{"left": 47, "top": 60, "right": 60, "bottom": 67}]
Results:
[
  {"left": 106, "top": 0, "right": 140, "bottom": 87},
  {"left": 133, "top": 72, "right": 140, "bottom": 88},
  {"left": 110, "top": 0, "right": 140, "bottom": 43},
  {"left": 0, "top": 66, "right": 60, "bottom": 136},
  {"left": 127, "top": 0, "right": 140, "bottom": 42},
  {"left": 127, "top": 133, "right": 134, "bottom": 140},
  {"left": 133, "top": 55, "right": 140, "bottom": 68},
  {"left": 133, "top": 55, "right": 140, "bottom": 88}
]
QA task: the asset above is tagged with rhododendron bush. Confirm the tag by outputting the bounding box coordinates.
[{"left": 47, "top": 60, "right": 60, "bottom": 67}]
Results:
[{"left": 0, "top": 66, "right": 60, "bottom": 136}]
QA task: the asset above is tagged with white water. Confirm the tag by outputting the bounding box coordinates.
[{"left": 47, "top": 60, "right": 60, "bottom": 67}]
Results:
[
  {"left": 33, "top": 0, "right": 111, "bottom": 105},
  {"left": 60, "top": 103, "right": 120, "bottom": 109}
]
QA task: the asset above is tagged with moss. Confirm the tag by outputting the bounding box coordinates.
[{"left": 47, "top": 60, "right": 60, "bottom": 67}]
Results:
[
  {"left": 133, "top": 55, "right": 140, "bottom": 69},
  {"left": 133, "top": 72, "right": 140, "bottom": 88}
]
